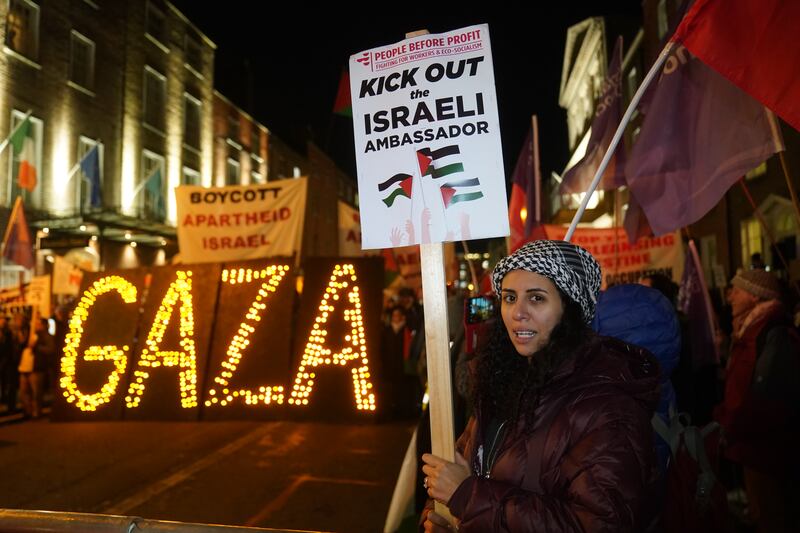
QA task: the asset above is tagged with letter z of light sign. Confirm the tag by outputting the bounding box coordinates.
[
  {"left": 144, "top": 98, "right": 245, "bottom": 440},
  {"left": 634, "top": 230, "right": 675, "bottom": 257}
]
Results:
[
  {"left": 125, "top": 270, "right": 198, "bottom": 409},
  {"left": 60, "top": 276, "right": 138, "bottom": 411},
  {"left": 289, "top": 263, "right": 376, "bottom": 411},
  {"left": 204, "top": 265, "right": 290, "bottom": 407}
]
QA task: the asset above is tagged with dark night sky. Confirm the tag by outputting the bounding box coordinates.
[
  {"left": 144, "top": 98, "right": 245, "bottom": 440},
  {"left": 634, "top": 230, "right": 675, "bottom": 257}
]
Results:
[{"left": 169, "top": 5, "right": 643, "bottom": 186}]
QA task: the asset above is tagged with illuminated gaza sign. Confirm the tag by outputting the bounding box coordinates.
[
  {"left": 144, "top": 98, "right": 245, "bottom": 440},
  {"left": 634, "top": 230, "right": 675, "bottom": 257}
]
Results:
[{"left": 59, "top": 263, "right": 377, "bottom": 415}]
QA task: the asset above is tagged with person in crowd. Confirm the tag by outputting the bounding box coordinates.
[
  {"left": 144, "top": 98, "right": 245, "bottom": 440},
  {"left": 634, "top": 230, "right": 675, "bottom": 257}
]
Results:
[
  {"left": 640, "top": 273, "right": 679, "bottom": 307},
  {"left": 380, "top": 306, "right": 416, "bottom": 417},
  {"left": 50, "top": 305, "right": 70, "bottom": 396},
  {"left": 714, "top": 269, "right": 800, "bottom": 533},
  {"left": 421, "top": 240, "right": 660, "bottom": 532},
  {"left": 398, "top": 287, "right": 424, "bottom": 333},
  {"left": 592, "top": 283, "right": 681, "bottom": 478},
  {"left": 642, "top": 272, "right": 719, "bottom": 425},
  {"left": 8, "top": 312, "right": 29, "bottom": 413},
  {"left": 0, "top": 315, "right": 15, "bottom": 413},
  {"left": 18, "top": 316, "right": 56, "bottom": 419}
]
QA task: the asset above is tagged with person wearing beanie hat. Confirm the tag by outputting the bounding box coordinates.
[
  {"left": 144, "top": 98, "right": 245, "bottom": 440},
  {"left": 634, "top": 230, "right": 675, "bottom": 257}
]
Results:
[
  {"left": 716, "top": 269, "right": 800, "bottom": 532},
  {"left": 421, "top": 240, "right": 661, "bottom": 532}
]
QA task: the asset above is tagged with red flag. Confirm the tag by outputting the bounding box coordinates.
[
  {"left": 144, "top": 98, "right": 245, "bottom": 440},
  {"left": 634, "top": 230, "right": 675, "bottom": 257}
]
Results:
[
  {"left": 508, "top": 119, "right": 542, "bottom": 253},
  {"left": 332, "top": 69, "right": 352, "bottom": 117},
  {"left": 673, "top": 0, "right": 800, "bottom": 132},
  {"left": 508, "top": 131, "right": 531, "bottom": 252},
  {"left": 2, "top": 196, "right": 35, "bottom": 269}
]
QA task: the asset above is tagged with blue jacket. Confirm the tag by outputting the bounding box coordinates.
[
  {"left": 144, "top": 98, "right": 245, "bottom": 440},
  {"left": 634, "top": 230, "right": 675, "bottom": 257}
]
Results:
[{"left": 592, "top": 283, "right": 681, "bottom": 475}]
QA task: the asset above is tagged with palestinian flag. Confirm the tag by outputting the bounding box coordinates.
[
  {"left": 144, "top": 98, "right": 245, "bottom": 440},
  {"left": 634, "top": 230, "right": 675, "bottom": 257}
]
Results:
[
  {"left": 417, "top": 145, "right": 463, "bottom": 179},
  {"left": 9, "top": 117, "right": 37, "bottom": 191},
  {"left": 378, "top": 173, "right": 413, "bottom": 207},
  {"left": 440, "top": 177, "right": 483, "bottom": 208}
]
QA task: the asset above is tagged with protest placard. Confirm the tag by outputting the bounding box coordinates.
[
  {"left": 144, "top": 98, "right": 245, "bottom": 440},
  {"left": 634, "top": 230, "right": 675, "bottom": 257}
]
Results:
[{"left": 350, "top": 24, "right": 509, "bottom": 249}]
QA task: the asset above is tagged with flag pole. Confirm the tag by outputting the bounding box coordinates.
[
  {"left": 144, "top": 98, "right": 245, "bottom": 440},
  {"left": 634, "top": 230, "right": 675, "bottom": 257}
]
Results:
[
  {"left": 687, "top": 240, "right": 720, "bottom": 363},
  {"left": 532, "top": 115, "right": 541, "bottom": 224},
  {"left": 130, "top": 167, "right": 159, "bottom": 199},
  {"left": 0, "top": 110, "right": 33, "bottom": 156},
  {"left": 565, "top": 42, "right": 674, "bottom": 242}
]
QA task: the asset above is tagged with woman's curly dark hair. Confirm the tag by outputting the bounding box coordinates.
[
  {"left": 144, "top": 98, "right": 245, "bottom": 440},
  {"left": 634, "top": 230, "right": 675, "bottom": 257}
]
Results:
[{"left": 471, "top": 287, "right": 592, "bottom": 431}]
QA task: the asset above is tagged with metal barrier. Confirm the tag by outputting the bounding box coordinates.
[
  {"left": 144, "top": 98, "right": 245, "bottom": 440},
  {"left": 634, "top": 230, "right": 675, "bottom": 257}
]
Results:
[{"left": 0, "top": 509, "right": 328, "bottom": 533}]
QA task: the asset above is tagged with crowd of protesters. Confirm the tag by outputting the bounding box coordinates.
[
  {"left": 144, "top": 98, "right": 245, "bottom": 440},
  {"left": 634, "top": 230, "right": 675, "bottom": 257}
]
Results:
[
  {"left": 0, "top": 305, "right": 70, "bottom": 419},
  {"left": 375, "top": 243, "right": 800, "bottom": 533}
]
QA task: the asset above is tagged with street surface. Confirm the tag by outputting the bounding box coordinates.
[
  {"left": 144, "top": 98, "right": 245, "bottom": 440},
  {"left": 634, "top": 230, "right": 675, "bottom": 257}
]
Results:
[{"left": 0, "top": 418, "right": 415, "bottom": 532}]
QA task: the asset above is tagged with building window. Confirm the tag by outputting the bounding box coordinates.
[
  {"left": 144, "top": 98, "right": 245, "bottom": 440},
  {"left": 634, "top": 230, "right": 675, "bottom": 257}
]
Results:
[
  {"left": 228, "top": 112, "right": 240, "bottom": 142},
  {"left": 250, "top": 127, "right": 261, "bottom": 154},
  {"left": 5, "top": 0, "right": 39, "bottom": 61},
  {"left": 145, "top": 2, "right": 167, "bottom": 47},
  {"left": 226, "top": 158, "right": 240, "bottom": 185},
  {"left": 745, "top": 161, "right": 767, "bottom": 180},
  {"left": 183, "top": 93, "right": 201, "bottom": 149},
  {"left": 250, "top": 154, "right": 262, "bottom": 183},
  {"left": 143, "top": 66, "right": 166, "bottom": 132},
  {"left": 141, "top": 150, "right": 165, "bottom": 221},
  {"left": 70, "top": 31, "right": 95, "bottom": 90},
  {"left": 77, "top": 136, "right": 102, "bottom": 210},
  {"left": 657, "top": 0, "right": 669, "bottom": 40},
  {"left": 182, "top": 166, "right": 200, "bottom": 186},
  {"left": 7, "top": 110, "right": 43, "bottom": 209},
  {"left": 626, "top": 66, "right": 639, "bottom": 102},
  {"left": 184, "top": 34, "right": 202, "bottom": 74},
  {"left": 740, "top": 218, "right": 763, "bottom": 269}
]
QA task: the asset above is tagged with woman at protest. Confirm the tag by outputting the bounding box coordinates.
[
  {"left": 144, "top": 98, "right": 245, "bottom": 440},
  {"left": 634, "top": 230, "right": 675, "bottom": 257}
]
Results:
[{"left": 421, "top": 240, "right": 660, "bottom": 532}]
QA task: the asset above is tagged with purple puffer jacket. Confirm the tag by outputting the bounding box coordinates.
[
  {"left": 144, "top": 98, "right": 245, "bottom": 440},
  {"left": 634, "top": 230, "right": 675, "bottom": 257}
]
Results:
[{"left": 448, "top": 336, "right": 660, "bottom": 532}]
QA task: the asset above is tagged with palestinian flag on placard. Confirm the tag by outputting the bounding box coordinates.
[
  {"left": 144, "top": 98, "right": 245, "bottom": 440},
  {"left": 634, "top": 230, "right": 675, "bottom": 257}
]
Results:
[
  {"left": 378, "top": 173, "right": 413, "bottom": 207},
  {"left": 440, "top": 177, "right": 484, "bottom": 208},
  {"left": 9, "top": 117, "right": 37, "bottom": 191},
  {"left": 417, "top": 145, "right": 463, "bottom": 179}
]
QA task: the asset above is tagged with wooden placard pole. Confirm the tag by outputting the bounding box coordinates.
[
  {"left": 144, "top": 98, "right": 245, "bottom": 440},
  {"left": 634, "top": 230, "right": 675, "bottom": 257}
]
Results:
[
  {"left": 419, "top": 242, "right": 455, "bottom": 520},
  {"left": 405, "top": 28, "right": 456, "bottom": 523}
]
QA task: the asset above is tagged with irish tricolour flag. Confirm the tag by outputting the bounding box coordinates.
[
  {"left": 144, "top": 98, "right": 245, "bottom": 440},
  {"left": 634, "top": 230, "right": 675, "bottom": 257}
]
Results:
[{"left": 10, "top": 117, "right": 37, "bottom": 191}]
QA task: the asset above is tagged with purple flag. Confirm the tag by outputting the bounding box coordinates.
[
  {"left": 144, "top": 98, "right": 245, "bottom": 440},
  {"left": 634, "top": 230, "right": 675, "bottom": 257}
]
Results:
[
  {"left": 560, "top": 37, "right": 625, "bottom": 194},
  {"left": 2, "top": 196, "right": 35, "bottom": 270},
  {"left": 625, "top": 45, "right": 784, "bottom": 236},
  {"left": 677, "top": 240, "right": 718, "bottom": 369}
]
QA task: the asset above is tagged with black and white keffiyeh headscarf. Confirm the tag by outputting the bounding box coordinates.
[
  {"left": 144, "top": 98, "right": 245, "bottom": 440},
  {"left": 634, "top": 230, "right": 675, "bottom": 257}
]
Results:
[{"left": 492, "top": 240, "right": 602, "bottom": 324}]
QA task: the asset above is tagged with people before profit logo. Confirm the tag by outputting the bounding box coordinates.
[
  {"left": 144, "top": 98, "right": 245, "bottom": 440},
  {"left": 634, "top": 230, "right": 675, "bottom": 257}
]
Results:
[{"left": 356, "top": 52, "right": 370, "bottom": 66}]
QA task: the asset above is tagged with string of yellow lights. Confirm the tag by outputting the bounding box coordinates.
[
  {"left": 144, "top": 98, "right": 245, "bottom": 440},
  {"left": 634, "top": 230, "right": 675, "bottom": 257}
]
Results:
[
  {"left": 125, "top": 270, "right": 198, "bottom": 409},
  {"left": 60, "top": 276, "right": 137, "bottom": 412}
]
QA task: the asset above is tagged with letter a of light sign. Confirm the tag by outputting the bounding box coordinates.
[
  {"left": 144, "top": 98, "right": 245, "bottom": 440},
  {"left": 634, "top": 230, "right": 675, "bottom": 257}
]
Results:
[{"left": 60, "top": 264, "right": 377, "bottom": 414}]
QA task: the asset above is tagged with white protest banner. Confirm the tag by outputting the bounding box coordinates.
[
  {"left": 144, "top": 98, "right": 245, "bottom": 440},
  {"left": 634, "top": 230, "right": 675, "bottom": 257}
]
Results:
[
  {"left": 350, "top": 24, "right": 509, "bottom": 249},
  {"left": 540, "top": 225, "right": 685, "bottom": 288},
  {"left": 176, "top": 179, "right": 307, "bottom": 264},
  {"left": 52, "top": 256, "right": 83, "bottom": 296},
  {"left": 338, "top": 201, "right": 368, "bottom": 257},
  {"left": 26, "top": 275, "right": 51, "bottom": 317}
]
